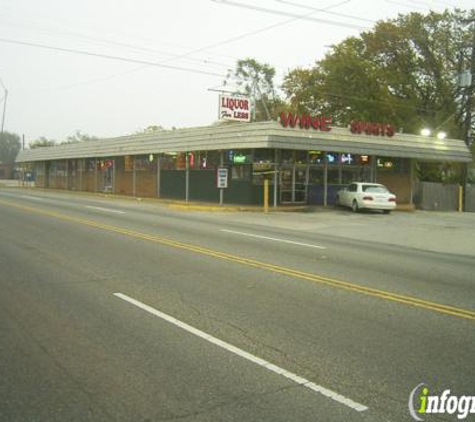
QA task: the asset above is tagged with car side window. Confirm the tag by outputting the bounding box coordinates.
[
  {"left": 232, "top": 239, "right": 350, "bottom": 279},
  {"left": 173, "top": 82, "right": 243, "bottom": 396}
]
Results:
[{"left": 348, "top": 184, "right": 357, "bottom": 192}]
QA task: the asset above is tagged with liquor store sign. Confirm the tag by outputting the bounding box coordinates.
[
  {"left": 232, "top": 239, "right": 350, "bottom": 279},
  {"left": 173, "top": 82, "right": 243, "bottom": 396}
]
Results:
[{"left": 219, "top": 95, "right": 251, "bottom": 122}]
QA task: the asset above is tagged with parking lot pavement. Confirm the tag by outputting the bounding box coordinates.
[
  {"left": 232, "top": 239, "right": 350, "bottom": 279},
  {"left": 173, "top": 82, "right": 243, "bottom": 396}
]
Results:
[{"left": 202, "top": 208, "right": 475, "bottom": 257}]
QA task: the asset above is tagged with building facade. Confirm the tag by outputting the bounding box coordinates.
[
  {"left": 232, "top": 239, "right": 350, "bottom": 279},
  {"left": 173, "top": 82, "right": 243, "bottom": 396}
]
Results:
[{"left": 15, "top": 121, "right": 472, "bottom": 207}]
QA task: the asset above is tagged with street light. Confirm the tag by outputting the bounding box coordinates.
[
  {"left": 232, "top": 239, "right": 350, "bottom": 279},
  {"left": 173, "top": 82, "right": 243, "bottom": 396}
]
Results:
[{"left": 421, "top": 128, "right": 448, "bottom": 139}]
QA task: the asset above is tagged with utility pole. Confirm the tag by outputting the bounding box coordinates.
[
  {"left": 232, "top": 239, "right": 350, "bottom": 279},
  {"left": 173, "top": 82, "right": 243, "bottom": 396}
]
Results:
[
  {"left": 460, "top": 18, "right": 475, "bottom": 211},
  {"left": 1, "top": 89, "right": 7, "bottom": 134},
  {"left": 0, "top": 74, "right": 7, "bottom": 134}
]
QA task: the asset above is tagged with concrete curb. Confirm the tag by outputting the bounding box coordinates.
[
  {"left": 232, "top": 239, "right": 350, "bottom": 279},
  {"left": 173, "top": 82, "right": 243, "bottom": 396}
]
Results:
[{"left": 0, "top": 185, "right": 416, "bottom": 213}]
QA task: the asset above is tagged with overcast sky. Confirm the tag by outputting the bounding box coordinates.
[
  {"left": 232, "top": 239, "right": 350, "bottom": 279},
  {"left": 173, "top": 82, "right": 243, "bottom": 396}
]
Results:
[{"left": 0, "top": 0, "right": 473, "bottom": 144}]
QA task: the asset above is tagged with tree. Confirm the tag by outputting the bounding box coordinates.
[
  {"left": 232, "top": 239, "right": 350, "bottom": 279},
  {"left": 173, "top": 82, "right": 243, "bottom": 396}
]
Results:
[
  {"left": 30, "top": 137, "right": 56, "bottom": 149},
  {"left": 283, "top": 9, "right": 475, "bottom": 137},
  {"left": 0, "top": 131, "right": 21, "bottom": 162},
  {"left": 225, "top": 58, "right": 286, "bottom": 121},
  {"left": 64, "top": 130, "right": 98, "bottom": 143},
  {"left": 136, "top": 125, "right": 165, "bottom": 135}
]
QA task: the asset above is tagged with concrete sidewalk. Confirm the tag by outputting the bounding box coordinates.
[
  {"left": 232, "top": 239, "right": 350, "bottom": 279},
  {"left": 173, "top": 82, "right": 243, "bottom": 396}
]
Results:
[
  {"left": 194, "top": 207, "right": 475, "bottom": 257},
  {"left": 0, "top": 179, "right": 35, "bottom": 188}
]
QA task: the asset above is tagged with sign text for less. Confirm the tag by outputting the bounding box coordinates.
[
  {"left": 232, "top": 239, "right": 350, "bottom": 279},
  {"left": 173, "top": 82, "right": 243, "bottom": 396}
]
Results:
[{"left": 219, "top": 95, "right": 251, "bottom": 122}]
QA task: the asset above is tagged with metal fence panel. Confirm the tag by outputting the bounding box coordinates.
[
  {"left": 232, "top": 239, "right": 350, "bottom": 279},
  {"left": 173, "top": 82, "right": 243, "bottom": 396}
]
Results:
[
  {"left": 415, "top": 181, "right": 459, "bottom": 211},
  {"left": 465, "top": 186, "right": 475, "bottom": 212}
]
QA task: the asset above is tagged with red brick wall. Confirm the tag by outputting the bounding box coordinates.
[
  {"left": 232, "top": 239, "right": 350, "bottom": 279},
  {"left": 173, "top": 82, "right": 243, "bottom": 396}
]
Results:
[{"left": 376, "top": 172, "right": 412, "bottom": 204}]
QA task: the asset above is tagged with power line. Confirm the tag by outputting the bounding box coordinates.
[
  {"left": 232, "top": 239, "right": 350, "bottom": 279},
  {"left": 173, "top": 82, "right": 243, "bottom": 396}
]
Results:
[
  {"left": 0, "top": 37, "right": 227, "bottom": 78},
  {"left": 209, "top": 0, "right": 353, "bottom": 92},
  {"left": 0, "top": 1, "right": 236, "bottom": 61},
  {"left": 274, "top": 0, "right": 375, "bottom": 23},
  {"left": 1, "top": 0, "right": 353, "bottom": 92},
  {"left": 383, "top": 0, "right": 428, "bottom": 10},
  {"left": 214, "top": 0, "right": 468, "bottom": 35},
  {"left": 0, "top": 18, "right": 234, "bottom": 70},
  {"left": 211, "top": 0, "right": 368, "bottom": 31}
]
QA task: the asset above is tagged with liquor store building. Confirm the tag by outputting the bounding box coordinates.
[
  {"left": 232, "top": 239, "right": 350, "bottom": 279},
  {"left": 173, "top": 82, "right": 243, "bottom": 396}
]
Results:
[{"left": 15, "top": 121, "right": 472, "bottom": 207}]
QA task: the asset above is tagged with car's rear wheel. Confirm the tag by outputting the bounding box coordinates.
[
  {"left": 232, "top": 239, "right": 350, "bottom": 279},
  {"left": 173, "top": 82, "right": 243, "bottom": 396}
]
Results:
[
  {"left": 335, "top": 195, "right": 340, "bottom": 206},
  {"left": 351, "top": 200, "right": 359, "bottom": 213},
  {"left": 383, "top": 210, "right": 391, "bottom": 214}
]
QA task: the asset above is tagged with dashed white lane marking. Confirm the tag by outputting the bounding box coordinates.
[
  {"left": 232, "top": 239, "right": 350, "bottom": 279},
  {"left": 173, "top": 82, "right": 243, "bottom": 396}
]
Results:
[
  {"left": 114, "top": 292, "right": 367, "bottom": 412},
  {"left": 20, "top": 195, "right": 45, "bottom": 201},
  {"left": 220, "top": 229, "right": 326, "bottom": 249},
  {"left": 85, "top": 205, "right": 125, "bottom": 214}
]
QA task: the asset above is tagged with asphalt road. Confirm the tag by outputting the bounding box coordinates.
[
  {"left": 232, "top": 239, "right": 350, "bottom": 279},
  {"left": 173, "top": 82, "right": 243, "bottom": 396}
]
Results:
[{"left": 1, "top": 188, "right": 474, "bottom": 421}]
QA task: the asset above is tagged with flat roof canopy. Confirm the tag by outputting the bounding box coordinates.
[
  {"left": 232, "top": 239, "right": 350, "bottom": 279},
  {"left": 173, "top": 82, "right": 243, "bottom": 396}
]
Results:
[{"left": 16, "top": 121, "right": 473, "bottom": 163}]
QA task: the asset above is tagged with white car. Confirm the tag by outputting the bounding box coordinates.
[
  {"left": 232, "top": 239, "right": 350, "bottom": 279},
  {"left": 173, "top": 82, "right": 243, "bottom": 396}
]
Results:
[{"left": 336, "top": 182, "right": 396, "bottom": 213}]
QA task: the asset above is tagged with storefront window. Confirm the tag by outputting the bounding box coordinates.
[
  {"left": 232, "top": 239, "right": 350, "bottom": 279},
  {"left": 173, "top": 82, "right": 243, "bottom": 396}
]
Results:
[
  {"left": 52, "top": 160, "right": 67, "bottom": 177},
  {"left": 231, "top": 165, "right": 251, "bottom": 180},
  {"left": 357, "top": 155, "right": 371, "bottom": 166},
  {"left": 326, "top": 152, "right": 340, "bottom": 165},
  {"left": 35, "top": 163, "right": 44, "bottom": 176},
  {"left": 309, "top": 151, "right": 324, "bottom": 165},
  {"left": 377, "top": 157, "right": 408, "bottom": 173},
  {"left": 339, "top": 153, "right": 354, "bottom": 165},
  {"left": 281, "top": 149, "right": 294, "bottom": 164},
  {"left": 254, "top": 148, "right": 274, "bottom": 164},
  {"left": 87, "top": 159, "right": 96, "bottom": 172},
  {"left": 78, "top": 159, "right": 85, "bottom": 172},
  {"left": 198, "top": 152, "right": 208, "bottom": 169},
  {"left": 342, "top": 168, "right": 360, "bottom": 184},
  {"left": 187, "top": 152, "right": 197, "bottom": 169},
  {"left": 327, "top": 168, "right": 341, "bottom": 184},
  {"left": 228, "top": 149, "right": 252, "bottom": 165},
  {"left": 229, "top": 149, "right": 252, "bottom": 180},
  {"left": 160, "top": 153, "right": 177, "bottom": 170},
  {"left": 176, "top": 152, "right": 186, "bottom": 170},
  {"left": 295, "top": 150, "right": 308, "bottom": 164},
  {"left": 134, "top": 156, "right": 156, "bottom": 171},
  {"left": 252, "top": 162, "right": 275, "bottom": 185},
  {"left": 309, "top": 168, "right": 323, "bottom": 184},
  {"left": 124, "top": 156, "right": 133, "bottom": 171},
  {"left": 194, "top": 150, "right": 221, "bottom": 169},
  {"left": 253, "top": 173, "right": 268, "bottom": 185}
]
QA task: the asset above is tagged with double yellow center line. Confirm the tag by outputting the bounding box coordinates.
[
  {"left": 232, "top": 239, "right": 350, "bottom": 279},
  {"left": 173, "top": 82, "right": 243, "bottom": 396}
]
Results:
[{"left": 2, "top": 197, "right": 475, "bottom": 322}]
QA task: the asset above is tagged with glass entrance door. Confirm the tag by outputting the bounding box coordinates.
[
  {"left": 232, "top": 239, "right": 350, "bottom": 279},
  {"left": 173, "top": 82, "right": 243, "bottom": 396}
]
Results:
[
  {"left": 294, "top": 165, "right": 307, "bottom": 203},
  {"left": 280, "top": 165, "right": 308, "bottom": 204},
  {"left": 280, "top": 167, "right": 293, "bottom": 203}
]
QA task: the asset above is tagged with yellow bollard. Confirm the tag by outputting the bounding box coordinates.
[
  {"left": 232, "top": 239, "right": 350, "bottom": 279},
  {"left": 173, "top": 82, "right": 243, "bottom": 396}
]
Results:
[
  {"left": 264, "top": 178, "right": 269, "bottom": 213},
  {"left": 459, "top": 185, "right": 463, "bottom": 212}
]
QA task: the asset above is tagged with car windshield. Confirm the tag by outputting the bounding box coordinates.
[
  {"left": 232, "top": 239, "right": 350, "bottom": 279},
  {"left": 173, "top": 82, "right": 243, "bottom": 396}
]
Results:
[{"left": 362, "top": 185, "right": 388, "bottom": 193}]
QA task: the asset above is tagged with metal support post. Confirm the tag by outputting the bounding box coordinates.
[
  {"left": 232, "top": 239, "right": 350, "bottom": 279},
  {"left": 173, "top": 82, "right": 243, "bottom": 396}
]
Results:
[
  {"left": 323, "top": 153, "right": 328, "bottom": 207},
  {"left": 94, "top": 159, "right": 98, "bottom": 192},
  {"left": 219, "top": 150, "right": 224, "bottom": 206},
  {"left": 132, "top": 157, "right": 136, "bottom": 197},
  {"left": 156, "top": 154, "right": 161, "bottom": 198},
  {"left": 273, "top": 149, "right": 278, "bottom": 207},
  {"left": 185, "top": 153, "right": 189, "bottom": 203}
]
